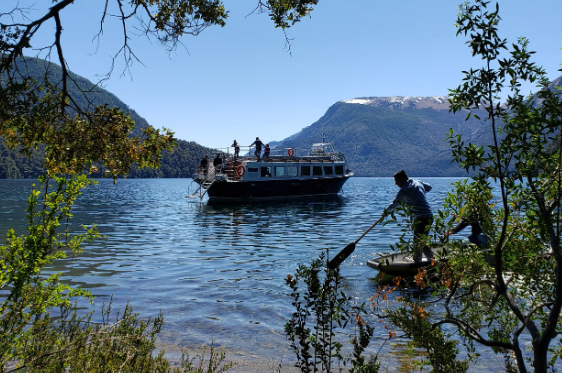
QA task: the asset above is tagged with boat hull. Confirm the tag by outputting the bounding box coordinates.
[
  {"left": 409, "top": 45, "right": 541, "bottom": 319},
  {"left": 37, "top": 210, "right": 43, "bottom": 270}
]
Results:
[
  {"left": 367, "top": 247, "right": 494, "bottom": 277},
  {"left": 367, "top": 251, "right": 436, "bottom": 276},
  {"left": 207, "top": 175, "right": 351, "bottom": 202}
]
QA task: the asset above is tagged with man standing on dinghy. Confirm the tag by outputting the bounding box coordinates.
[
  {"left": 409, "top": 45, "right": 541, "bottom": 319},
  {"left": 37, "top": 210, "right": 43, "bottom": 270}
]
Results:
[{"left": 382, "top": 170, "right": 434, "bottom": 262}]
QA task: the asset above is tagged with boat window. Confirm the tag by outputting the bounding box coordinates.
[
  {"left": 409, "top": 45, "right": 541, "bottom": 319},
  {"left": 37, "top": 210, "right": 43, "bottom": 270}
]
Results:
[
  {"left": 312, "top": 166, "right": 322, "bottom": 176},
  {"left": 334, "top": 165, "right": 344, "bottom": 175},
  {"left": 260, "top": 167, "right": 272, "bottom": 177},
  {"left": 275, "top": 166, "right": 286, "bottom": 177},
  {"left": 247, "top": 167, "right": 258, "bottom": 173},
  {"left": 324, "top": 166, "right": 334, "bottom": 175},
  {"left": 287, "top": 166, "right": 298, "bottom": 177},
  {"left": 301, "top": 166, "right": 311, "bottom": 176}
]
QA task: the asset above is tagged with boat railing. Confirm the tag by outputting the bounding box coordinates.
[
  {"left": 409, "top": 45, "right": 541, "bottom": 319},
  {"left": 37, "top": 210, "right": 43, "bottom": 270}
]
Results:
[
  {"left": 192, "top": 148, "right": 350, "bottom": 185},
  {"left": 195, "top": 145, "right": 346, "bottom": 179},
  {"left": 192, "top": 166, "right": 215, "bottom": 182},
  {"left": 207, "top": 145, "right": 343, "bottom": 158}
]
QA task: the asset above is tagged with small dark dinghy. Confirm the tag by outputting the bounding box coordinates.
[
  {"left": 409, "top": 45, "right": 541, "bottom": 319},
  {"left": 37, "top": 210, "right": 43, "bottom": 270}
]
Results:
[
  {"left": 367, "top": 251, "right": 438, "bottom": 277},
  {"left": 367, "top": 246, "right": 494, "bottom": 277}
]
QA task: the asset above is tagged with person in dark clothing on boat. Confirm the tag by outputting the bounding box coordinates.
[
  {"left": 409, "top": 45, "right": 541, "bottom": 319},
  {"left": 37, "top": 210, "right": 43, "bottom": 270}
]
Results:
[
  {"left": 263, "top": 144, "right": 271, "bottom": 159},
  {"left": 444, "top": 214, "right": 488, "bottom": 248},
  {"left": 231, "top": 140, "right": 240, "bottom": 159},
  {"left": 382, "top": 170, "right": 434, "bottom": 262},
  {"left": 250, "top": 137, "right": 264, "bottom": 158},
  {"left": 213, "top": 153, "right": 223, "bottom": 173},
  {"left": 199, "top": 155, "right": 209, "bottom": 176},
  {"left": 444, "top": 217, "right": 489, "bottom": 248},
  {"left": 443, "top": 183, "right": 492, "bottom": 248},
  {"left": 221, "top": 154, "right": 227, "bottom": 173}
]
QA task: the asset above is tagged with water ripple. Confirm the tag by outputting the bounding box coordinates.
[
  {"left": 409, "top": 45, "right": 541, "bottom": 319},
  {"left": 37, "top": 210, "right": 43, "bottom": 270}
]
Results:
[{"left": 2, "top": 177, "right": 498, "bottom": 369}]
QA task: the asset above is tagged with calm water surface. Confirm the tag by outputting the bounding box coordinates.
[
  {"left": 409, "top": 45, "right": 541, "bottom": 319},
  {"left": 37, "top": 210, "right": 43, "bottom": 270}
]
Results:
[{"left": 0, "top": 177, "right": 507, "bottom": 371}]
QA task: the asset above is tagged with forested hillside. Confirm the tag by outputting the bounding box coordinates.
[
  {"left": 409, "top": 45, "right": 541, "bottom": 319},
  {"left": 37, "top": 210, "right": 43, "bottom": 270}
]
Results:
[
  {"left": 277, "top": 99, "right": 493, "bottom": 176},
  {"left": 0, "top": 57, "right": 212, "bottom": 179}
]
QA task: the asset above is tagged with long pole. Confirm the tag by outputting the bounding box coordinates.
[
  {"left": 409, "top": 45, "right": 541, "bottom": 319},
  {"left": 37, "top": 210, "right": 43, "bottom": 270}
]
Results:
[{"left": 327, "top": 216, "right": 385, "bottom": 269}]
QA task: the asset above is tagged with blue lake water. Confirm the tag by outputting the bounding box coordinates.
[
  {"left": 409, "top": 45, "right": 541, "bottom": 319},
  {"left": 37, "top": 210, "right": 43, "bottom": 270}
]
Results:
[{"left": 0, "top": 177, "right": 508, "bottom": 371}]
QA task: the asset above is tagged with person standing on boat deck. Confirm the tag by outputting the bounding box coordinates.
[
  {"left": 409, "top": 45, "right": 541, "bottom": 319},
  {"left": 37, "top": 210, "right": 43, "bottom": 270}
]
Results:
[
  {"left": 213, "top": 153, "right": 223, "bottom": 173},
  {"left": 263, "top": 144, "right": 271, "bottom": 159},
  {"left": 250, "top": 137, "right": 264, "bottom": 158},
  {"left": 231, "top": 140, "right": 240, "bottom": 159},
  {"left": 199, "top": 155, "right": 209, "bottom": 176},
  {"left": 221, "top": 153, "right": 227, "bottom": 173},
  {"left": 382, "top": 170, "right": 434, "bottom": 262}
]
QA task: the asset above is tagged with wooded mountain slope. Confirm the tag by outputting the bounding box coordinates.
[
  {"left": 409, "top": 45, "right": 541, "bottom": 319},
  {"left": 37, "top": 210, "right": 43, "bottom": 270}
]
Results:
[
  {"left": 277, "top": 99, "right": 493, "bottom": 177},
  {"left": 0, "top": 57, "right": 213, "bottom": 178}
]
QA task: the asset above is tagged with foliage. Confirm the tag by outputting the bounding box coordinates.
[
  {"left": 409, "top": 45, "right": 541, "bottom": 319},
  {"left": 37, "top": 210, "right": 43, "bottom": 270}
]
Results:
[
  {"left": 8, "top": 301, "right": 170, "bottom": 373},
  {"left": 264, "top": 0, "right": 318, "bottom": 29},
  {"left": 0, "top": 138, "right": 235, "bottom": 373},
  {"left": 385, "top": 1, "right": 562, "bottom": 372},
  {"left": 178, "top": 343, "right": 236, "bottom": 373},
  {"left": 389, "top": 306, "right": 469, "bottom": 373},
  {"left": 0, "top": 176, "right": 88, "bottom": 369},
  {"left": 0, "top": 136, "right": 211, "bottom": 179},
  {"left": 0, "top": 74, "right": 175, "bottom": 179},
  {"left": 285, "top": 253, "right": 381, "bottom": 373},
  {"left": 0, "top": 57, "right": 215, "bottom": 179}
]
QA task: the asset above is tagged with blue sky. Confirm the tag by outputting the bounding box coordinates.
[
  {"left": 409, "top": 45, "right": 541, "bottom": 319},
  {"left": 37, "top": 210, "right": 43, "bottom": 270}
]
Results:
[{"left": 22, "top": 0, "right": 562, "bottom": 149}]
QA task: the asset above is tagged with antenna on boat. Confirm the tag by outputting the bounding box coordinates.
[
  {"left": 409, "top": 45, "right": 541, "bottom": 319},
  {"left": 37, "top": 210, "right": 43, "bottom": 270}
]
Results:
[{"left": 322, "top": 132, "right": 325, "bottom": 143}]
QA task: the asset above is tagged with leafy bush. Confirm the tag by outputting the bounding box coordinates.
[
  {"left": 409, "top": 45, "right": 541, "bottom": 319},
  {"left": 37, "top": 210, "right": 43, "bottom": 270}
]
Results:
[{"left": 285, "top": 253, "right": 381, "bottom": 373}]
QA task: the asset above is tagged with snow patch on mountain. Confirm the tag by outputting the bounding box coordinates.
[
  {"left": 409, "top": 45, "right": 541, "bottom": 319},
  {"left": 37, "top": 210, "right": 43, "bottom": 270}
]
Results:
[{"left": 341, "top": 96, "right": 450, "bottom": 110}]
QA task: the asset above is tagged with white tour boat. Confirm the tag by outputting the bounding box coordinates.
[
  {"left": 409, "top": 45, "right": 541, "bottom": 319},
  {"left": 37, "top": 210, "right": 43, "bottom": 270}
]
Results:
[{"left": 188, "top": 142, "right": 353, "bottom": 202}]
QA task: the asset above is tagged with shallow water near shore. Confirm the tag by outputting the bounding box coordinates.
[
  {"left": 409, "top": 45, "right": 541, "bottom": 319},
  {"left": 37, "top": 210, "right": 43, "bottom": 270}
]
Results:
[{"left": 0, "top": 177, "right": 513, "bottom": 371}]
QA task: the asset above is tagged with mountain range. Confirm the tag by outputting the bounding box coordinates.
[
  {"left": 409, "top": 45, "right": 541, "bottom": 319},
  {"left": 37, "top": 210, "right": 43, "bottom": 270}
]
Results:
[
  {"left": 278, "top": 75, "right": 562, "bottom": 176},
  {"left": 1, "top": 57, "right": 560, "bottom": 178},
  {"left": 278, "top": 97, "right": 492, "bottom": 176}
]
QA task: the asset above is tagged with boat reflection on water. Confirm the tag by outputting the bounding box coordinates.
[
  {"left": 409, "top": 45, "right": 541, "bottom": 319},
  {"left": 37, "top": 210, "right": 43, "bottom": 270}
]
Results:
[{"left": 204, "top": 194, "right": 347, "bottom": 207}]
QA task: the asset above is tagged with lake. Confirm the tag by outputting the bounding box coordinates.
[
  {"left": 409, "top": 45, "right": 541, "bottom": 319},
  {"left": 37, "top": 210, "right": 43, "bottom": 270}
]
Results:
[{"left": 0, "top": 177, "right": 506, "bottom": 371}]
